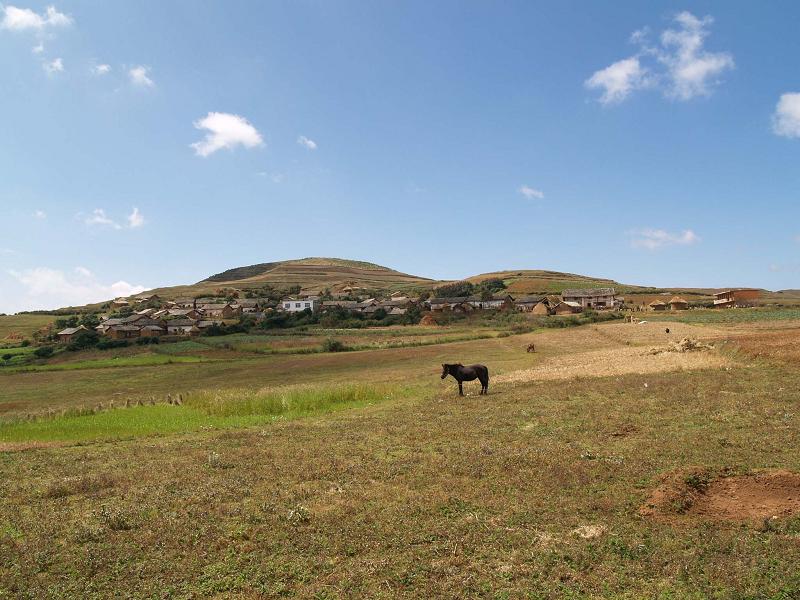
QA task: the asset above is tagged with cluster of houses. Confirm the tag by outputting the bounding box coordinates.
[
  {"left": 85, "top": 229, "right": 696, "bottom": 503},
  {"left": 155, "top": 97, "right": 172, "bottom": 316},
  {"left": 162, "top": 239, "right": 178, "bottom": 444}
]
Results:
[
  {"left": 282, "top": 287, "right": 622, "bottom": 317},
  {"left": 54, "top": 286, "right": 762, "bottom": 343}
]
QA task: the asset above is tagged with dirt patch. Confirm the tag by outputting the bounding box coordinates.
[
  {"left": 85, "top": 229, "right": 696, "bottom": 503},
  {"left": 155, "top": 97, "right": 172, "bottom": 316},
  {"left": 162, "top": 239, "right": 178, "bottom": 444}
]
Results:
[
  {"left": 641, "top": 468, "right": 800, "bottom": 523},
  {"left": 497, "top": 344, "right": 730, "bottom": 383},
  {"left": 649, "top": 337, "right": 715, "bottom": 354}
]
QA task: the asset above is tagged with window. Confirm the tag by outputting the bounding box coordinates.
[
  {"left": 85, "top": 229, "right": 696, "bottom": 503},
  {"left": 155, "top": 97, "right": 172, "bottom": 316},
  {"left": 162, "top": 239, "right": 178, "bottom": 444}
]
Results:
[
  {"left": 304, "top": 303, "right": 310, "bottom": 308},
  {"left": 284, "top": 304, "right": 290, "bottom": 309},
  {"left": 295, "top": 303, "right": 301, "bottom": 308}
]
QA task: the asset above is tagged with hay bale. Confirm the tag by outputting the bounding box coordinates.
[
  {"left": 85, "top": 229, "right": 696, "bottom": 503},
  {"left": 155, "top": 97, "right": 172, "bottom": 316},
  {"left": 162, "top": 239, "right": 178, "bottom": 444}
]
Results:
[{"left": 419, "top": 314, "right": 438, "bottom": 327}]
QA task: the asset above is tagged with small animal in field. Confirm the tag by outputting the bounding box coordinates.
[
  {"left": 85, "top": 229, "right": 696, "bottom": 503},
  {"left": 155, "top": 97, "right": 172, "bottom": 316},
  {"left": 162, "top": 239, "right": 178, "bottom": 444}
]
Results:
[
  {"left": 526, "top": 343, "right": 536, "bottom": 353},
  {"left": 665, "top": 328, "right": 670, "bottom": 334},
  {"left": 441, "top": 363, "right": 489, "bottom": 396}
]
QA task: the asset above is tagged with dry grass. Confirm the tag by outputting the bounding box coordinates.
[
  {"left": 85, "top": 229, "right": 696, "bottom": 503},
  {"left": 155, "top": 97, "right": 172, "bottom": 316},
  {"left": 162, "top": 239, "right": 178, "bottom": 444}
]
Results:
[{"left": 1, "top": 319, "right": 800, "bottom": 597}]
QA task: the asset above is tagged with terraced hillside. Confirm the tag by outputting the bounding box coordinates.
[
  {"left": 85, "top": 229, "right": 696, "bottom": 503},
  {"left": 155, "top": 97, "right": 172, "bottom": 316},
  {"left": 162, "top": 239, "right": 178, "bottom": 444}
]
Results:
[{"left": 146, "top": 257, "right": 435, "bottom": 299}]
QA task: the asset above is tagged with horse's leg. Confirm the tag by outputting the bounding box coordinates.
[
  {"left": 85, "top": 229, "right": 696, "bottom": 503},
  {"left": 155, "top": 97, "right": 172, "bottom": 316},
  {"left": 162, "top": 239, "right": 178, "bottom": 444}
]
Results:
[{"left": 458, "top": 380, "right": 463, "bottom": 396}]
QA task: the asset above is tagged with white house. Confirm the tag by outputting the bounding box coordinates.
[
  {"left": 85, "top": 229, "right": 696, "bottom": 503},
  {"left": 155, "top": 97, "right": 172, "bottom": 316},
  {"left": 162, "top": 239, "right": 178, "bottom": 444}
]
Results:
[{"left": 281, "top": 297, "right": 320, "bottom": 313}]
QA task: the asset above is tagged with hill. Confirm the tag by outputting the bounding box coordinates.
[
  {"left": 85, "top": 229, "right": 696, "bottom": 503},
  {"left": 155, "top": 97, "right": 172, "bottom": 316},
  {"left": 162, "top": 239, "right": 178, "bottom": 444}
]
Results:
[{"left": 146, "top": 257, "right": 435, "bottom": 299}]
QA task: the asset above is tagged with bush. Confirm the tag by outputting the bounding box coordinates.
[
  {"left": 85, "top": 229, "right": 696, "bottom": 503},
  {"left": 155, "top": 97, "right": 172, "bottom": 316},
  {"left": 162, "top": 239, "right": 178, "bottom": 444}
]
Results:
[
  {"left": 135, "top": 337, "right": 160, "bottom": 345},
  {"left": 321, "top": 338, "right": 349, "bottom": 353},
  {"left": 66, "top": 330, "right": 100, "bottom": 351},
  {"left": 34, "top": 346, "right": 54, "bottom": 358},
  {"left": 20, "top": 340, "right": 30, "bottom": 347},
  {"left": 96, "top": 339, "right": 129, "bottom": 350},
  {"left": 2, "top": 354, "right": 12, "bottom": 361}
]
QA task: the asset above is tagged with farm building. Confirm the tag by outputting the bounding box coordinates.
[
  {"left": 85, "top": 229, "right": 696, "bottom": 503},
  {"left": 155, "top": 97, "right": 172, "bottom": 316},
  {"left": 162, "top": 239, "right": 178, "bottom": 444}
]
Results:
[
  {"left": 561, "top": 288, "right": 617, "bottom": 309},
  {"left": 56, "top": 325, "right": 88, "bottom": 343},
  {"left": 669, "top": 296, "right": 689, "bottom": 310},
  {"left": 198, "top": 303, "right": 241, "bottom": 318},
  {"left": 713, "top": 289, "right": 760, "bottom": 308},
  {"left": 648, "top": 301, "right": 668, "bottom": 312},
  {"left": 140, "top": 325, "right": 165, "bottom": 338},
  {"left": 107, "top": 325, "right": 142, "bottom": 340},
  {"left": 281, "top": 297, "right": 321, "bottom": 313},
  {"left": 166, "top": 320, "right": 198, "bottom": 335},
  {"left": 515, "top": 295, "right": 544, "bottom": 312}
]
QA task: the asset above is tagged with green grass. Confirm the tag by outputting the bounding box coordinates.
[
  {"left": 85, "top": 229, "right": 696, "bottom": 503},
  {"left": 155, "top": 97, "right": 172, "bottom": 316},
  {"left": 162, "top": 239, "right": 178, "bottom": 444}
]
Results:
[
  {"left": 0, "top": 383, "right": 417, "bottom": 443},
  {"left": 648, "top": 307, "right": 800, "bottom": 324},
  {"left": 5, "top": 354, "right": 206, "bottom": 373}
]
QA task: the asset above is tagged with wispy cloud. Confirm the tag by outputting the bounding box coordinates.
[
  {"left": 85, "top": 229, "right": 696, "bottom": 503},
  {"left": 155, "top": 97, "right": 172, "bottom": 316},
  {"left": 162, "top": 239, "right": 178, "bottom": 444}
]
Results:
[
  {"left": 586, "top": 11, "right": 733, "bottom": 105},
  {"left": 1, "top": 5, "right": 72, "bottom": 31},
  {"left": 83, "top": 207, "right": 145, "bottom": 230},
  {"left": 129, "top": 65, "right": 154, "bottom": 88},
  {"left": 191, "top": 112, "right": 264, "bottom": 157},
  {"left": 8, "top": 266, "right": 147, "bottom": 311},
  {"left": 297, "top": 135, "right": 317, "bottom": 150},
  {"left": 31, "top": 42, "right": 43, "bottom": 54},
  {"left": 630, "top": 228, "right": 700, "bottom": 250},
  {"left": 518, "top": 185, "right": 544, "bottom": 200},
  {"left": 772, "top": 93, "right": 800, "bottom": 139},
  {"left": 92, "top": 63, "right": 111, "bottom": 76},
  {"left": 43, "top": 57, "right": 63, "bottom": 74},
  {"left": 127, "top": 207, "right": 144, "bottom": 228},
  {"left": 33, "top": 209, "right": 46, "bottom": 219}
]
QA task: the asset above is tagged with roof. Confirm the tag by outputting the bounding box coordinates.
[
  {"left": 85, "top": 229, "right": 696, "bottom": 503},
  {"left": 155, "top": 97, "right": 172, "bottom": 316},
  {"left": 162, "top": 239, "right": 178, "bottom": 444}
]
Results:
[
  {"left": 141, "top": 325, "right": 165, "bottom": 331},
  {"left": 109, "top": 325, "right": 140, "bottom": 332},
  {"left": 649, "top": 301, "right": 667, "bottom": 306},
  {"left": 57, "top": 327, "right": 85, "bottom": 335},
  {"left": 100, "top": 318, "right": 124, "bottom": 326},
  {"left": 166, "top": 319, "right": 197, "bottom": 326},
  {"left": 199, "top": 303, "right": 231, "bottom": 309},
  {"left": 428, "top": 297, "right": 471, "bottom": 304},
  {"left": 561, "top": 288, "right": 616, "bottom": 298},
  {"left": 514, "top": 295, "right": 544, "bottom": 303},
  {"left": 562, "top": 301, "right": 582, "bottom": 308},
  {"left": 196, "top": 320, "right": 220, "bottom": 327},
  {"left": 669, "top": 296, "right": 688, "bottom": 304},
  {"left": 713, "top": 289, "right": 760, "bottom": 297}
]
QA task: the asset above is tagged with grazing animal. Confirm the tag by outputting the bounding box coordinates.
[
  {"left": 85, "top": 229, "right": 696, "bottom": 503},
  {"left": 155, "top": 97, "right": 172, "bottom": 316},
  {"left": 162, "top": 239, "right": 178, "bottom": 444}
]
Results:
[
  {"left": 441, "top": 363, "right": 489, "bottom": 396},
  {"left": 665, "top": 328, "right": 670, "bottom": 334},
  {"left": 526, "top": 343, "right": 536, "bottom": 353}
]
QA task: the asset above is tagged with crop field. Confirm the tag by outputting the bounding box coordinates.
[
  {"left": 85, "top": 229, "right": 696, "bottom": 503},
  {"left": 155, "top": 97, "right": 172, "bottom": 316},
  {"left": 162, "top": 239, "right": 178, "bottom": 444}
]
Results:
[{"left": 1, "top": 312, "right": 800, "bottom": 597}]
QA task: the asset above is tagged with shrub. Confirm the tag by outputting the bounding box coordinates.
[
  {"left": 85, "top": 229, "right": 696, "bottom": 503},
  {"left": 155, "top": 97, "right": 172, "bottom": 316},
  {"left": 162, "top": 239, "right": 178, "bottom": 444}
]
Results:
[
  {"left": 2, "top": 354, "right": 11, "bottom": 361},
  {"left": 66, "top": 330, "right": 100, "bottom": 351},
  {"left": 34, "top": 346, "right": 54, "bottom": 358},
  {"left": 321, "top": 338, "right": 349, "bottom": 353},
  {"left": 20, "top": 340, "right": 30, "bottom": 347},
  {"left": 135, "top": 337, "right": 160, "bottom": 345},
  {"left": 96, "top": 339, "right": 129, "bottom": 350}
]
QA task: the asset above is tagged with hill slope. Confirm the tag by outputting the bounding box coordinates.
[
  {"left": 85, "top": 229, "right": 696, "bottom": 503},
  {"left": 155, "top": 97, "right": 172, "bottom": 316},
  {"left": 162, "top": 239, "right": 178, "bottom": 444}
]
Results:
[{"left": 147, "top": 257, "right": 435, "bottom": 298}]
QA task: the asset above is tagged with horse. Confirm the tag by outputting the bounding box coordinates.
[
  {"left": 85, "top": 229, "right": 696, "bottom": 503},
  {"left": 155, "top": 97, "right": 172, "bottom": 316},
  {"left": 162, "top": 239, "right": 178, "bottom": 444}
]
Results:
[
  {"left": 441, "top": 363, "right": 489, "bottom": 396},
  {"left": 526, "top": 343, "right": 536, "bottom": 353}
]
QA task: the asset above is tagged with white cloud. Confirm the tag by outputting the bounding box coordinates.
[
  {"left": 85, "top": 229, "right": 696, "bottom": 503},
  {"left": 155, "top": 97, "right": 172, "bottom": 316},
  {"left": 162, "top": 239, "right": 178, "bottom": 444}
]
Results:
[
  {"left": 519, "top": 185, "right": 544, "bottom": 200},
  {"left": 43, "top": 57, "right": 63, "bottom": 74},
  {"left": 92, "top": 63, "right": 111, "bottom": 76},
  {"left": 85, "top": 208, "right": 121, "bottom": 229},
  {"left": 33, "top": 209, "right": 46, "bottom": 219},
  {"left": 191, "top": 112, "right": 264, "bottom": 157},
  {"left": 585, "top": 57, "right": 650, "bottom": 105},
  {"left": 630, "top": 228, "right": 700, "bottom": 250},
  {"left": 586, "top": 11, "right": 732, "bottom": 104},
  {"left": 1, "top": 5, "right": 72, "bottom": 31},
  {"left": 7, "top": 267, "right": 147, "bottom": 311},
  {"left": 127, "top": 207, "right": 144, "bottom": 228},
  {"left": 84, "top": 207, "right": 145, "bottom": 230},
  {"left": 297, "top": 135, "right": 318, "bottom": 150},
  {"left": 658, "top": 12, "right": 734, "bottom": 100},
  {"left": 129, "top": 65, "right": 154, "bottom": 88},
  {"left": 32, "top": 42, "right": 43, "bottom": 54},
  {"left": 772, "top": 93, "right": 800, "bottom": 139}
]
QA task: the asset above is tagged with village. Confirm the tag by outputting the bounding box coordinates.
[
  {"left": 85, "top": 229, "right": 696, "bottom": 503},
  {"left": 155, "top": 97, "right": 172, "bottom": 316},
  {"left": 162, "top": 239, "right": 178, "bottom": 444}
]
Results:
[{"left": 54, "top": 287, "right": 762, "bottom": 343}]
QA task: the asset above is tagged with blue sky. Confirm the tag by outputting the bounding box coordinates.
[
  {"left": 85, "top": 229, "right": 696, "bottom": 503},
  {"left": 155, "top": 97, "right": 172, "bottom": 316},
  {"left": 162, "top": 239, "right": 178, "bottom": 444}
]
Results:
[{"left": 1, "top": 1, "right": 799, "bottom": 313}]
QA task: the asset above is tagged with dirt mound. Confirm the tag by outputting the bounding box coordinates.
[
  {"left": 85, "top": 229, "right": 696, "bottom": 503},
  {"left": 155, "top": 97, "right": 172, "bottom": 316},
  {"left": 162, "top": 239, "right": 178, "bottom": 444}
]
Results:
[{"left": 641, "top": 468, "right": 800, "bottom": 523}]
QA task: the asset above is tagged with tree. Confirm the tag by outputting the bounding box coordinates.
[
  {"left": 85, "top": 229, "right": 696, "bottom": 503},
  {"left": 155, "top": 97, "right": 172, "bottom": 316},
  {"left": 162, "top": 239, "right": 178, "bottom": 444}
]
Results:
[
  {"left": 477, "top": 278, "right": 506, "bottom": 294},
  {"left": 436, "top": 281, "right": 475, "bottom": 298},
  {"left": 66, "top": 330, "right": 100, "bottom": 351},
  {"left": 372, "top": 308, "right": 387, "bottom": 321}
]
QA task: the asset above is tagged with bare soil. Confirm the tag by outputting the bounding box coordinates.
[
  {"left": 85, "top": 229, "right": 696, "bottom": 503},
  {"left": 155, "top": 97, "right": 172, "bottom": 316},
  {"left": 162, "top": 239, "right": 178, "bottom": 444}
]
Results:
[{"left": 641, "top": 468, "right": 800, "bottom": 523}]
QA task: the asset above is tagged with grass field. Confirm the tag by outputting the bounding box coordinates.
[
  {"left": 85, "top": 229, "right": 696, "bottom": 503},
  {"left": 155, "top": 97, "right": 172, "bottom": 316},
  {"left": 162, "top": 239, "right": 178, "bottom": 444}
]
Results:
[
  {"left": 0, "top": 313, "right": 54, "bottom": 341},
  {"left": 1, "top": 312, "right": 800, "bottom": 597}
]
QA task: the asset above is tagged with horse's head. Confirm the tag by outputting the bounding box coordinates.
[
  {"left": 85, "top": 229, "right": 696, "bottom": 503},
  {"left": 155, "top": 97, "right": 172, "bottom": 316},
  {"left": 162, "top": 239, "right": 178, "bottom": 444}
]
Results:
[{"left": 441, "top": 364, "right": 449, "bottom": 379}]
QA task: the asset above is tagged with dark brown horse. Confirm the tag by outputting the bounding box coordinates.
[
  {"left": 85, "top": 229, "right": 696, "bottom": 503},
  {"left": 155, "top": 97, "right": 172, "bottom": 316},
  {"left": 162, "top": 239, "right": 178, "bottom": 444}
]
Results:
[{"left": 441, "top": 363, "right": 489, "bottom": 396}]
